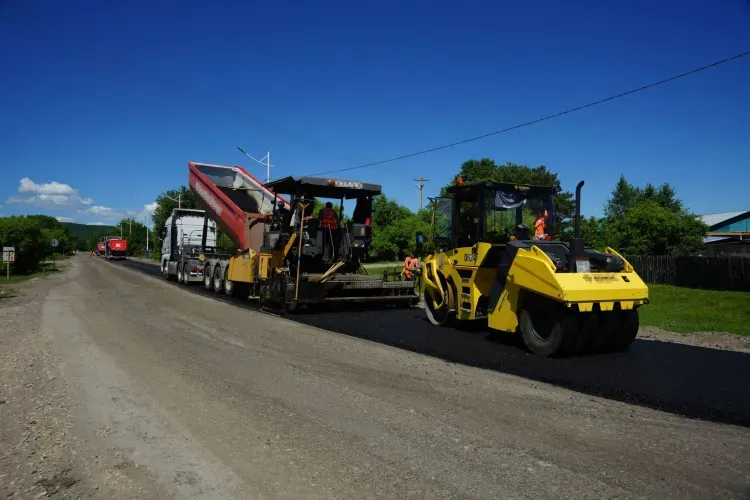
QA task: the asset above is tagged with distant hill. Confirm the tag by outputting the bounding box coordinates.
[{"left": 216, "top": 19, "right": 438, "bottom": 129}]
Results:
[{"left": 63, "top": 222, "right": 115, "bottom": 250}]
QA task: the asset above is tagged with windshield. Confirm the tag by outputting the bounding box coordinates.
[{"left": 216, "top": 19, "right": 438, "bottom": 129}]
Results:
[
  {"left": 431, "top": 198, "right": 454, "bottom": 244},
  {"left": 483, "top": 189, "right": 555, "bottom": 242}
]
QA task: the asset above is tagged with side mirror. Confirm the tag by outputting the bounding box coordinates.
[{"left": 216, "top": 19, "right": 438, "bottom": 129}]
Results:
[{"left": 416, "top": 232, "right": 425, "bottom": 249}]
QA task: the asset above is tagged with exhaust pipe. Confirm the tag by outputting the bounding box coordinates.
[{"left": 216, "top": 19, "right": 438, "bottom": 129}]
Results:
[
  {"left": 568, "top": 180, "right": 585, "bottom": 273},
  {"left": 575, "top": 180, "right": 584, "bottom": 239}
]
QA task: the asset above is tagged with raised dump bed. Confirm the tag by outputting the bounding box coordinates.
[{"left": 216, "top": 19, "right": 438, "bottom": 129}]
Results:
[{"left": 188, "top": 162, "right": 289, "bottom": 252}]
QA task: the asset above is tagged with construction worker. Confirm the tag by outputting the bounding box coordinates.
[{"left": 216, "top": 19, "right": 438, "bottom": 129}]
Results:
[
  {"left": 319, "top": 201, "right": 340, "bottom": 259},
  {"left": 272, "top": 200, "right": 290, "bottom": 230},
  {"left": 534, "top": 208, "right": 548, "bottom": 240},
  {"left": 402, "top": 251, "right": 420, "bottom": 280},
  {"left": 318, "top": 201, "right": 339, "bottom": 229}
]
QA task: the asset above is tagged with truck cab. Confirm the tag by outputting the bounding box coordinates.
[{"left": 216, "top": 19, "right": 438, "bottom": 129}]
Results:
[{"left": 161, "top": 208, "right": 217, "bottom": 281}]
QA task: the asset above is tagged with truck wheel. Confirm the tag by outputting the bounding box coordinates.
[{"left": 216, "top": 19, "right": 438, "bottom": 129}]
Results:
[
  {"left": 224, "top": 268, "right": 234, "bottom": 297},
  {"left": 182, "top": 262, "right": 191, "bottom": 285},
  {"left": 177, "top": 262, "right": 184, "bottom": 283},
  {"left": 519, "top": 297, "right": 578, "bottom": 357},
  {"left": 213, "top": 266, "right": 224, "bottom": 293},
  {"left": 204, "top": 265, "right": 213, "bottom": 289},
  {"left": 162, "top": 262, "right": 169, "bottom": 280}
]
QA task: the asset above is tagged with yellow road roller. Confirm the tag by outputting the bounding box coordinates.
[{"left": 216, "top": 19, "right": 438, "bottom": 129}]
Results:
[{"left": 419, "top": 178, "right": 649, "bottom": 357}]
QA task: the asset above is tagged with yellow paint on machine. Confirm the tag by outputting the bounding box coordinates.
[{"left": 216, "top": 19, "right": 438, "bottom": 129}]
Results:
[{"left": 228, "top": 251, "right": 257, "bottom": 283}]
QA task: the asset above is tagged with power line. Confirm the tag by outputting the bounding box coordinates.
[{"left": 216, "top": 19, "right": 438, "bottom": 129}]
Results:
[{"left": 307, "top": 49, "right": 750, "bottom": 177}]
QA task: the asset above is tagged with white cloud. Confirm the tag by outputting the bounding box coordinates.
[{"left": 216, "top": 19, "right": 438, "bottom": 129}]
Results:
[
  {"left": 87, "top": 222, "right": 109, "bottom": 226},
  {"left": 19, "top": 178, "right": 77, "bottom": 196},
  {"left": 87, "top": 205, "right": 115, "bottom": 216},
  {"left": 7, "top": 178, "right": 95, "bottom": 211},
  {"left": 144, "top": 202, "right": 158, "bottom": 214},
  {"left": 56, "top": 216, "right": 75, "bottom": 223}
]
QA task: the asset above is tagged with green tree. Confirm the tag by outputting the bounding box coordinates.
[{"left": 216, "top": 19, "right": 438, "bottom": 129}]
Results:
[
  {"left": 0, "top": 216, "right": 46, "bottom": 273},
  {"left": 367, "top": 194, "right": 429, "bottom": 261},
  {"left": 598, "top": 177, "right": 706, "bottom": 255}
]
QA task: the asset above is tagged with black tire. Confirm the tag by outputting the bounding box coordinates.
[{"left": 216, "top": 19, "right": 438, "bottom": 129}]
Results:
[
  {"left": 162, "top": 262, "right": 170, "bottom": 280},
  {"left": 182, "top": 262, "right": 191, "bottom": 285},
  {"left": 610, "top": 309, "right": 639, "bottom": 352},
  {"left": 213, "top": 266, "right": 224, "bottom": 293},
  {"left": 424, "top": 276, "right": 455, "bottom": 326},
  {"left": 519, "top": 296, "right": 579, "bottom": 357},
  {"left": 204, "top": 264, "right": 213, "bottom": 290},
  {"left": 177, "top": 262, "right": 184, "bottom": 283},
  {"left": 224, "top": 268, "right": 234, "bottom": 297}
]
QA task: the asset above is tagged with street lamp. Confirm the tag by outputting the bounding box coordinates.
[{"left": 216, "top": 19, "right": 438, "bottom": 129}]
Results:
[
  {"left": 164, "top": 193, "right": 181, "bottom": 209},
  {"left": 237, "top": 146, "right": 274, "bottom": 184}
]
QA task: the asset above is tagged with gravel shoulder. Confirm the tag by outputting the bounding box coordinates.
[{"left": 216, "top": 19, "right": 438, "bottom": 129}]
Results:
[{"left": 1, "top": 256, "right": 749, "bottom": 499}]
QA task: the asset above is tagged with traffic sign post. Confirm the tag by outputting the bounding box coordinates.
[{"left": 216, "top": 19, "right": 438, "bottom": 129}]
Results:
[
  {"left": 2, "top": 247, "right": 15, "bottom": 280},
  {"left": 51, "top": 238, "right": 59, "bottom": 270}
]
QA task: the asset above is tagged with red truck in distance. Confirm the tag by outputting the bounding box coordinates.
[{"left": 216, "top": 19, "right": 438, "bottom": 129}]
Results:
[{"left": 104, "top": 236, "right": 127, "bottom": 260}]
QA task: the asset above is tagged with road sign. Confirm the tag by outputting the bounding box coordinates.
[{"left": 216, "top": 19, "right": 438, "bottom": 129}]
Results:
[
  {"left": 52, "top": 238, "right": 59, "bottom": 248},
  {"left": 2, "top": 247, "right": 14, "bottom": 263},
  {"left": 3, "top": 247, "right": 14, "bottom": 280}
]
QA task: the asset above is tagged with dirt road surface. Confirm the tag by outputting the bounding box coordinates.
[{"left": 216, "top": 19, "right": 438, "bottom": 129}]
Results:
[{"left": 1, "top": 256, "right": 749, "bottom": 499}]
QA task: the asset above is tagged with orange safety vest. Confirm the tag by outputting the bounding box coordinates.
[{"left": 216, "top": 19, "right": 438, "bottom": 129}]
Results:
[
  {"left": 534, "top": 210, "right": 548, "bottom": 237},
  {"left": 403, "top": 256, "right": 419, "bottom": 279},
  {"left": 320, "top": 208, "right": 338, "bottom": 229}
]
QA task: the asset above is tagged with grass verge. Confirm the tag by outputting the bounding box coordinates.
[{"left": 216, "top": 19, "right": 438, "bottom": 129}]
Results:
[
  {"left": 640, "top": 284, "right": 750, "bottom": 336},
  {"left": 0, "top": 263, "right": 61, "bottom": 286}
]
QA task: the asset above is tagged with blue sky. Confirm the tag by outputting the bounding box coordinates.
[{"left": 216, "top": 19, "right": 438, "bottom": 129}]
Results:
[{"left": 1, "top": 0, "right": 749, "bottom": 226}]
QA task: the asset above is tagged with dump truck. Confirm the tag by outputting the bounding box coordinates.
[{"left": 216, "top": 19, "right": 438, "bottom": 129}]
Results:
[
  {"left": 177, "top": 161, "right": 417, "bottom": 310},
  {"left": 104, "top": 236, "right": 127, "bottom": 260},
  {"left": 95, "top": 241, "right": 105, "bottom": 256},
  {"left": 420, "top": 178, "right": 649, "bottom": 357},
  {"left": 160, "top": 208, "right": 217, "bottom": 283}
]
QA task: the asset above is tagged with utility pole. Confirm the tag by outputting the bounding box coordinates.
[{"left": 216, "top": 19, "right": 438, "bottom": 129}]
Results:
[{"left": 414, "top": 178, "right": 430, "bottom": 212}]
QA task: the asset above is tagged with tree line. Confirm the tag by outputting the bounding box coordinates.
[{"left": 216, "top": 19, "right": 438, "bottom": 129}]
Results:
[{"left": 0, "top": 215, "right": 76, "bottom": 274}]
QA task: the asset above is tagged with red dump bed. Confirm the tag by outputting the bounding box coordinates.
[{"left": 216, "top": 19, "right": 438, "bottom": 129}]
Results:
[
  {"left": 188, "top": 162, "right": 289, "bottom": 251},
  {"left": 107, "top": 239, "right": 127, "bottom": 252}
]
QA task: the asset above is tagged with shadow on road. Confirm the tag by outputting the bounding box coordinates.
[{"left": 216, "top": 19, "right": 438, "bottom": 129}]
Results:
[{"left": 118, "top": 258, "right": 750, "bottom": 428}]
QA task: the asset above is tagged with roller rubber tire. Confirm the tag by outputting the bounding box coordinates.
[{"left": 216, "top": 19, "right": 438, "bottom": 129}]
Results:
[
  {"left": 519, "top": 298, "right": 579, "bottom": 357},
  {"left": 204, "top": 265, "right": 213, "bottom": 290},
  {"left": 611, "top": 309, "right": 639, "bottom": 352}
]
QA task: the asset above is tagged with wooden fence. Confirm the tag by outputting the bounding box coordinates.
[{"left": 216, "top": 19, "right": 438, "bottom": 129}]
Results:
[{"left": 624, "top": 254, "right": 750, "bottom": 291}]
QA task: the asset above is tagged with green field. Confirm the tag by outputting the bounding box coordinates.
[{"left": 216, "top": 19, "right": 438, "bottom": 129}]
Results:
[{"left": 639, "top": 284, "right": 750, "bottom": 336}]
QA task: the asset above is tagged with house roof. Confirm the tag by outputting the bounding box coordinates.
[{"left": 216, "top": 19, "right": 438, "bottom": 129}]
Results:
[
  {"left": 697, "top": 211, "right": 749, "bottom": 229},
  {"left": 703, "top": 236, "right": 732, "bottom": 244}
]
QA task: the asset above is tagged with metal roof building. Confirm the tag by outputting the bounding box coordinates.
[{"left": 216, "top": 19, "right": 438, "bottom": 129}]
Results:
[{"left": 697, "top": 210, "right": 750, "bottom": 247}]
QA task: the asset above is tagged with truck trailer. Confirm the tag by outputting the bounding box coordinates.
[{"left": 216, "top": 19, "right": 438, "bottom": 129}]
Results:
[{"left": 167, "top": 161, "right": 417, "bottom": 311}]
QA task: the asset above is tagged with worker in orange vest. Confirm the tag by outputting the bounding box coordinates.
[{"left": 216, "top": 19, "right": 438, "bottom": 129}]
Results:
[
  {"left": 319, "top": 202, "right": 340, "bottom": 259},
  {"left": 534, "top": 208, "right": 548, "bottom": 240},
  {"left": 402, "top": 251, "right": 420, "bottom": 280},
  {"left": 319, "top": 202, "right": 339, "bottom": 229}
]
